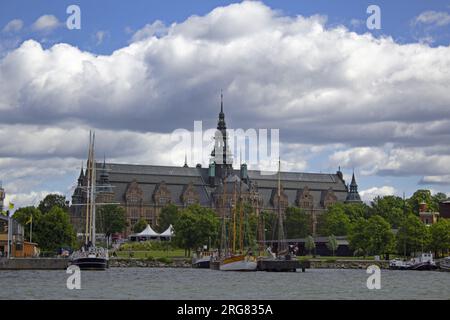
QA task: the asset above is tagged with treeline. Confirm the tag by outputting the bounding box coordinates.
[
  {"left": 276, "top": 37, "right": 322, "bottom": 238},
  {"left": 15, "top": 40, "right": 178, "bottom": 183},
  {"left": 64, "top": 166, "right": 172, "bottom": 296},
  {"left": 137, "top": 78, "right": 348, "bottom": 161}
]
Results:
[
  {"left": 279, "top": 190, "right": 450, "bottom": 258},
  {"left": 13, "top": 194, "right": 128, "bottom": 253}
]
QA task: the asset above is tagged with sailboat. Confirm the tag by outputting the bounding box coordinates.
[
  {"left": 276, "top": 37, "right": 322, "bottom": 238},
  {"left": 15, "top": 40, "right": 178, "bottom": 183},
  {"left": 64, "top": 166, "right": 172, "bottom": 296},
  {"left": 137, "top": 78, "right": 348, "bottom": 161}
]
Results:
[
  {"left": 219, "top": 177, "right": 257, "bottom": 271},
  {"left": 257, "top": 158, "right": 300, "bottom": 272},
  {"left": 69, "top": 132, "right": 109, "bottom": 270}
]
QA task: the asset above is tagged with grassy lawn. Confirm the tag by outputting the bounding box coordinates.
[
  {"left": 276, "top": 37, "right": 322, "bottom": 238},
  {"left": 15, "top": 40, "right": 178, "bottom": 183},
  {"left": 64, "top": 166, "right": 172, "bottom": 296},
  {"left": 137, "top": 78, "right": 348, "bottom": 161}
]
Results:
[{"left": 115, "top": 249, "right": 187, "bottom": 259}]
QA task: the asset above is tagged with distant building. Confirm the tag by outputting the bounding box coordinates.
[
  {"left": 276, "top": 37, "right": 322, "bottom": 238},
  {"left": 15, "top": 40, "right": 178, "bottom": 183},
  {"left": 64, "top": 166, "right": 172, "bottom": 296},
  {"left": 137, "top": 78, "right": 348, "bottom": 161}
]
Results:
[
  {"left": 70, "top": 96, "right": 362, "bottom": 236},
  {"left": 418, "top": 201, "right": 439, "bottom": 226},
  {"left": 439, "top": 199, "right": 450, "bottom": 219},
  {"left": 0, "top": 215, "right": 38, "bottom": 258}
]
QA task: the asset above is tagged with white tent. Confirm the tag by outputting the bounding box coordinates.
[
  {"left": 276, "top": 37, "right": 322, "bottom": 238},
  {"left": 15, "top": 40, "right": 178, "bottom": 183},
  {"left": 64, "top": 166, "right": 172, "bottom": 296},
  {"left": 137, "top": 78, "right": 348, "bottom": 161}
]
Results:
[
  {"left": 159, "top": 224, "right": 174, "bottom": 239},
  {"left": 137, "top": 224, "right": 160, "bottom": 237}
]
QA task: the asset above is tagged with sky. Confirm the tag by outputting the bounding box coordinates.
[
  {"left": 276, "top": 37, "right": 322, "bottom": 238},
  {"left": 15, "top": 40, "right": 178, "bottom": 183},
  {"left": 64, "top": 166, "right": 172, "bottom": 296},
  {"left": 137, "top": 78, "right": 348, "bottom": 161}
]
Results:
[{"left": 1, "top": 0, "right": 450, "bottom": 209}]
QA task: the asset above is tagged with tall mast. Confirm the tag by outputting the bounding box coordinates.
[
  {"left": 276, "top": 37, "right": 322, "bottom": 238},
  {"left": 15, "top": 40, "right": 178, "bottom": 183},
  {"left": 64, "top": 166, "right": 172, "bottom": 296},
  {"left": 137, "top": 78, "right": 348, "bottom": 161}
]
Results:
[
  {"left": 232, "top": 180, "right": 237, "bottom": 254},
  {"left": 91, "top": 132, "right": 96, "bottom": 246},
  {"left": 239, "top": 177, "right": 244, "bottom": 253},
  {"left": 85, "top": 131, "right": 92, "bottom": 245},
  {"left": 277, "top": 157, "right": 286, "bottom": 254}
]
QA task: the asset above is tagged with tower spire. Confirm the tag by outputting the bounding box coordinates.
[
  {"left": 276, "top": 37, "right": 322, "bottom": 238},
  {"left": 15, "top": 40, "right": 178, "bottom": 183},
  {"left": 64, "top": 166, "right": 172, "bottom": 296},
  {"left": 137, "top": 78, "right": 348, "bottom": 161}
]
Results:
[{"left": 220, "top": 89, "right": 223, "bottom": 114}]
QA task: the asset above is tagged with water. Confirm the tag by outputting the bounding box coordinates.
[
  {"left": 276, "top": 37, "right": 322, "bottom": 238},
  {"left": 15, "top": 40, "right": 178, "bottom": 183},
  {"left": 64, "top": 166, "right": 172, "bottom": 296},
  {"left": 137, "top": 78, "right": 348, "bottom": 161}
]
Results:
[{"left": 0, "top": 268, "right": 448, "bottom": 300}]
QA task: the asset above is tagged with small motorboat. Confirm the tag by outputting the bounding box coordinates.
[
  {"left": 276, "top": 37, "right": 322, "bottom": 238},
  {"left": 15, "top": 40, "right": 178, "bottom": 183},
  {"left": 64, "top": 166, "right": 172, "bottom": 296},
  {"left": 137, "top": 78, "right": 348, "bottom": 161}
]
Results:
[
  {"left": 389, "top": 252, "right": 437, "bottom": 271},
  {"left": 70, "top": 246, "right": 109, "bottom": 271}
]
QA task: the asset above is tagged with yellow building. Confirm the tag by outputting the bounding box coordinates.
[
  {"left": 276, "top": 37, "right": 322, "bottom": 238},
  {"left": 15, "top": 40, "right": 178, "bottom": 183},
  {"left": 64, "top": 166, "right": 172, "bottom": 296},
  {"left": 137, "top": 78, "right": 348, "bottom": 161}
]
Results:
[{"left": 0, "top": 215, "right": 38, "bottom": 258}]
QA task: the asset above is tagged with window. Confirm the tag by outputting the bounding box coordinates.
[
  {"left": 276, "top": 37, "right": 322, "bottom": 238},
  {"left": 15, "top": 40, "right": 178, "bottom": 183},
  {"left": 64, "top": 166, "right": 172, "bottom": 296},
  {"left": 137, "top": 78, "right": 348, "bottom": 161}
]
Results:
[{"left": 159, "top": 197, "right": 168, "bottom": 205}]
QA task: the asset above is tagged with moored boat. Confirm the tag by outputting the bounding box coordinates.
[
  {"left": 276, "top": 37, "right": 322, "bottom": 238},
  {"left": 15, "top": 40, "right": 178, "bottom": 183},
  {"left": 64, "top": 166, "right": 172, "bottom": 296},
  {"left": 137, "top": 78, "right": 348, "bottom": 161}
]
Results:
[
  {"left": 70, "top": 246, "right": 108, "bottom": 270},
  {"left": 438, "top": 256, "right": 450, "bottom": 271},
  {"left": 219, "top": 254, "right": 257, "bottom": 271},
  {"left": 389, "top": 252, "right": 437, "bottom": 271},
  {"left": 192, "top": 252, "right": 213, "bottom": 268}
]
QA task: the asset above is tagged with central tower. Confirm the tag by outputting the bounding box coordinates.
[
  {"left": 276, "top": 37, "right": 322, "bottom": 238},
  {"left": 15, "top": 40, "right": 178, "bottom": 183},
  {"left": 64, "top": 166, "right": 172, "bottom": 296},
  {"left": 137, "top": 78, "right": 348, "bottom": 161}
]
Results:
[{"left": 209, "top": 92, "right": 233, "bottom": 184}]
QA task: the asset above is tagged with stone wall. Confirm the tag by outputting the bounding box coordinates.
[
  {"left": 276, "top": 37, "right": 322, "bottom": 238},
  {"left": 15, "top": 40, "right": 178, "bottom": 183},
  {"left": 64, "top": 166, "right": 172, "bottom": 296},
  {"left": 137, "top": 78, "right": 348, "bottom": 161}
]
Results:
[
  {"left": 308, "top": 259, "right": 389, "bottom": 269},
  {"left": 0, "top": 258, "right": 68, "bottom": 270},
  {"left": 109, "top": 258, "right": 191, "bottom": 268}
]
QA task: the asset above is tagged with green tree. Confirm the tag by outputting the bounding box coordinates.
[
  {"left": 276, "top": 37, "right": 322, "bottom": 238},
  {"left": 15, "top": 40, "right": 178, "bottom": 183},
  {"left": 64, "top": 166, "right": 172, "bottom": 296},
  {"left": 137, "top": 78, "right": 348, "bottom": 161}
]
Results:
[
  {"left": 285, "top": 207, "right": 311, "bottom": 239},
  {"left": 365, "top": 215, "right": 395, "bottom": 259},
  {"left": 33, "top": 206, "right": 76, "bottom": 252},
  {"left": 326, "top": 235, "right": 338, "bottom": 256},
  {"left": 408, "top": 189, "right": 436, "bottom": 214},
  {"left": 321, "top": 206, "right": 351, "bottom": 236},
  {"left": 13, "top": 206, "right": 42, "bottom": 240},
  {"left": 429, "top": 219, "right": 450, "bottom": 258},
  {"left": 305, "top": 235, "right": 316, "bottom": 256},
  {"left": 173, "top": 204, "right": 220, "bottom": 257},
  {"left": 342, "top": 202, "right": 370, "bottom": 222},
  {"left": 133, "top": 218, "right": 148, "bottom": 233},
  {"left": 157, "top": 204, "right": 179, "bottom": 233},
  {"left": 432, "top": 192, "right": 447, "bottom": 212},
  {"left": 38, "top": 194, "right": 68, "bottom": 214},
  {"left": 96, "top": 205, "right": 127, "bottom": 242},
  {"left": 348, "top": 218, "right": 369, "bottom": 258},
  {"left": 370, "top": 195, "right": 411, "bottom": 228},
  {"left": 396, "top": 214, "right": 430, "bottom": 256},
  {"left": 262, "top": 211, "right": 277, "bottom": 241}
]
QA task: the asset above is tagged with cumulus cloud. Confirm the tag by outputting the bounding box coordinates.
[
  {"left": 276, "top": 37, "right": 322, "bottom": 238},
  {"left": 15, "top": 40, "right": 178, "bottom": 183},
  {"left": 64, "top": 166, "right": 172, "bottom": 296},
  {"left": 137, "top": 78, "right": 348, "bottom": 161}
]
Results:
[
  {"left": 360, "top": 186, "right": 397, "bottom": 203},
  {"left": 31, "top": 14, "right": 61, "bottom": 32},
  {"left": 130, "top": 20, "right": 168, "bottom": 42},
  {"left": 2, "top": 19, "right": 24, "bottom": 33},
  {"left": 0, "top": 1, "right": 450, "bottom": 206}
]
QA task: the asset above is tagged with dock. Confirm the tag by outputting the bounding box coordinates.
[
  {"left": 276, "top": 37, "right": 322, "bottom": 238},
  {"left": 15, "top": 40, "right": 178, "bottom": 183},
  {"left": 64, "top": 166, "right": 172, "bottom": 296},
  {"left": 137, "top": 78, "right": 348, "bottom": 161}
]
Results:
[{"left": 257, "top": 259, "right": 306, "bottom": 272}]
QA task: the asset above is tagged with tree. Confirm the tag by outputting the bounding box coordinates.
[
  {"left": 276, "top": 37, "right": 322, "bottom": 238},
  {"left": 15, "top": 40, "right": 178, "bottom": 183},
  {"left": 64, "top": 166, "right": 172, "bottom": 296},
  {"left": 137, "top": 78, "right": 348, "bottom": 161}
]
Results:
[
  {"left": 96, "top": 205, "right": 127, "bottom": 240},
  {"left": 429, "top": 219, "right": 450, "bottom": 258},
  {"left": 157, "top": 204, "right": 179, "bottom": 233},
  {"left": 38, "top": 194, "right": 68, "bottom": 214},
  {"left": 342, "top": 202, "right": 370, "bottom": 222},
  {"left": 396, "top": 214, "right": 430, "bottom": 256},
  {"left": 348, "top": 218, "right": 369, "bottom": 258},
  {"left": 285, "top": 207, "right": 311, "bottom": 239},
  {"left": 408, "top": 190, "right": 436, "bottom": 214},
  {"left": 349, "top": 216, "right": 395, "bottom": 259},
  {"left": 33, "top": 206, "right": 76, "bottom": 252},
  {"left": 370, "top": 195, "right": 411, "bottom": 228},
  {"left": 327, "top": 235, "right": 338, "bottom": 256},
  {"left": 305, "top": 235, "right": 316, "bottom": 257},
  {"left": 364, "top": 215, "right": 395, "bottom": 259},
  {"left": 432, "top": 192, "right": 447, "bottom": 212},
  {"left": 13, "top": 207, "right": 42, "bottom": 240},
  {"left": 133, "top": 218, "right": 148, "bottom": 234},
  {"left": 173, "top": 204, "right": 220, "bottom": 257},
  {"left": 321, "top": 206, "right": 351, "bottom": 236}
]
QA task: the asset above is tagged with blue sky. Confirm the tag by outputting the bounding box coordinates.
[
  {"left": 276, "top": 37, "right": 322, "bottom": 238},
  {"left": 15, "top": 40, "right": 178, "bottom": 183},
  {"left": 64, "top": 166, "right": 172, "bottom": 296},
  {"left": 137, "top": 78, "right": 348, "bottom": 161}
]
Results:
[{"left": 1, "top": 0, "right": 450, "bottom": 208}]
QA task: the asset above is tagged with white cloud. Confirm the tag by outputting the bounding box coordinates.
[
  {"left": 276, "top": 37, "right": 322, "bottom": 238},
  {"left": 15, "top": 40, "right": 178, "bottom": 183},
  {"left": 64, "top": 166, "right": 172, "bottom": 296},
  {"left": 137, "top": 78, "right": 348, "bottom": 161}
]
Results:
[
  {"left": 413, "top": 11, "right": 450, "bottom": 27},
  {"left": 131, "top": 20, "right": 168, "bottom": 42},
  {"left": 0, "top": 1, "right": 450, "bottom": 206},
  {"left": 31, "top": 14, "right": 61, "bottom": 32},
  {"left": 360, "top": 186, "right": 397, "bottom": 203},
  {"left": 2, "top": 19, "right": 24, "bottom": 33},
  {"left": 94, "top": 31, "right": 109, "bottom": 45},
  {"left": 420, "top": 175, "right": 450, "bottom": 185}
]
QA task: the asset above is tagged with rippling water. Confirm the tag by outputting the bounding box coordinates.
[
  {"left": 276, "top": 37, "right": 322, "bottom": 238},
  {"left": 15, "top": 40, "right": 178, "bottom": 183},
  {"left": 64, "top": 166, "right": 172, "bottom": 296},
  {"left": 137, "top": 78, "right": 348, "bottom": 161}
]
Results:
[{"left": 0, "top": 268, "right": 448, "bottom": 300}]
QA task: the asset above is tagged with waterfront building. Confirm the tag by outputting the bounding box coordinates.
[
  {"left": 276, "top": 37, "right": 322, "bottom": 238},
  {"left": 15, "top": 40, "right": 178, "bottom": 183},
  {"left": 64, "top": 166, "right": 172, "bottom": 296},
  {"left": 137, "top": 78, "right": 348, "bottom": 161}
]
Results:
[
  {"left": 69, "top": 97, "right": 362, "bottom": 236},
  {"left": 418, "top": 201, "right": 439, "bottom": 226},
  {"left": 0, "top": 215, "right": 38, "bottom": 258},
  {"left": 439, "top": 199, "right": 450, "bottom": 219}
]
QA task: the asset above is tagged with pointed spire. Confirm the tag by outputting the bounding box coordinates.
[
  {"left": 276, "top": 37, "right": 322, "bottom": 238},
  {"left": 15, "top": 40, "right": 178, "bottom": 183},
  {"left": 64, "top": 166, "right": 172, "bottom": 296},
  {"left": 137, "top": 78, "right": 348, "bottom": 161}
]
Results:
[
  {"left": 183, "top": 153, "right": 188, "bottom": 168},
  {"left": 351, "top": 169, "right": 357, "bottom": 185},
  {"left": 220, "top": 89, "right": 223, "bottom": 114}
]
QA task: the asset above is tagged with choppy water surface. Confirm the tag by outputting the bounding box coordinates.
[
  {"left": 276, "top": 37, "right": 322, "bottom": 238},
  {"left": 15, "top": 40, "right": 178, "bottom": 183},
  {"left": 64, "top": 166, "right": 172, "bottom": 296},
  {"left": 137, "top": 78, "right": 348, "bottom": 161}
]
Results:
[{"left": 0, "top": 268, "right": 448, "bottom": 300}]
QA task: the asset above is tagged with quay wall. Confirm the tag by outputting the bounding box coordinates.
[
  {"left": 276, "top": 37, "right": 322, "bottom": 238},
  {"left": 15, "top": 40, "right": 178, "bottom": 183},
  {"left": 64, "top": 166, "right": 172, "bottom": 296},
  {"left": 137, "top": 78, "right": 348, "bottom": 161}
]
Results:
[
  {"left": 308, "top": 259, "right": 389, "bottom": 269},
  {"left": 0, "top": 258, "right": 68, "bottom": 270}
]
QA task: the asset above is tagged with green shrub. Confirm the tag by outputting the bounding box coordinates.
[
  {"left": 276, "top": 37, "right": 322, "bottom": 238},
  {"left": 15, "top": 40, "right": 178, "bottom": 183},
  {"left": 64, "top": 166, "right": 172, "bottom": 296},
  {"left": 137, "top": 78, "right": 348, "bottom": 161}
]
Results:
[{"left": 157, "top": 257, "right": 173, "bottom": 264}]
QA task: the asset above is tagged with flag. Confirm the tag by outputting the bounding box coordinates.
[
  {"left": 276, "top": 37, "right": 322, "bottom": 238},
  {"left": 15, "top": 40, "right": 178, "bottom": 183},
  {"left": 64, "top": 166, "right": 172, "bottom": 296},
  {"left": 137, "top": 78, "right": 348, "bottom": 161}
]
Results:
[
  {"left": 8, "top": 202, "right": 14, "bottom": 210},
  {"left": 26, "top": 215, "right": 33, "bottom": 225}
]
